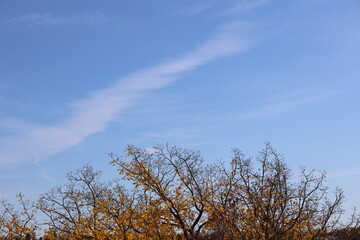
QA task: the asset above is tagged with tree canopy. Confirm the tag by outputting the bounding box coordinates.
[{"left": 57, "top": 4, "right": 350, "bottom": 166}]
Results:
[{"left": 1, "top": 144, "right": 359, "bottom": 240}]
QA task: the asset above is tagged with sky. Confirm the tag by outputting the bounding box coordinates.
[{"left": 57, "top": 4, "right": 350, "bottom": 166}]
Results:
[{"left": 1, "top": 0, "right": 360, "bottom": 211}]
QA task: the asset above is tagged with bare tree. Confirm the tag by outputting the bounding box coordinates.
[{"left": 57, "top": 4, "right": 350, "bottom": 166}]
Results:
[
  {"left": 38, "top": 165, "right": 110, "bottom": 239},
  {"left": 208, "top": 143, "right": 345, "bottom": 240}
]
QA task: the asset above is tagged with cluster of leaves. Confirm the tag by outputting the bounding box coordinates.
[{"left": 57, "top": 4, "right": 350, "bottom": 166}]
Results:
[
  {"left": 1, "top": 144, "right": 359, "bottom": 240},
  {"left": 0, "top": 194, "right": 38, "bottom": 239}
]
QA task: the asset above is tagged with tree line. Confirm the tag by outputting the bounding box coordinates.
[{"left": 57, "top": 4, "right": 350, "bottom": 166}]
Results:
[{"left": 1, "top": 143, "right": 359, "bottom": 240}]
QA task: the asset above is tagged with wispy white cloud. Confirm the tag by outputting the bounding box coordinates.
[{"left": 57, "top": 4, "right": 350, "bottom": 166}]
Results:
[
  {"left": 201, "top": 90, "right": 337, "bottom": 130},
  {"left": 221, "top": 0, "right": 270, "bottom": 15},
  {"left": 0, "top": 95, "right": 17, "bottom": 107},
  {"left": 126, "top": 84, "right": 339, "bottom": 150},
  {"left": 0, "top": 119, "right": 41, "bottom": 134},
  {"left": 122, "top": 81, "right": 341, "bottom": 141},
  {"left": 0, "top": 85, "right": 18, "bottom": 107},
  {"left": 328, "top": 168, "right": 360, "bottom": 178},
  {"left": 139, "top": 129, "right": 199, "bottom": 143},
  {"left": 34, "top": 157, "right": 57, "bottom": 183},
  {"left": 7, "top": 11, "right": 109, "bottom": 28},
  {"left": 178, "top": 3, "right": 213, "bottom": 17},
  {"left": 190, "top": 84, "right": 338, "bottom": 122},
  {"left": 0, "top": 192, "right": 10, "bottom": 198},
  {"left": 239, "top": 96, "right": 325, "bottom": 119},
  {"left": 0, "top": 23, "right": 253, "bottom": 167},
  {"left": 247, "top": 85, "right": 341, "bottom": 117}
]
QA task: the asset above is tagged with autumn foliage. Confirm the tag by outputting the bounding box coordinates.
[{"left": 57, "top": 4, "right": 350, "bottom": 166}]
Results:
[{"left": 1, "top": 144, "right": 359, "bottom": 240}]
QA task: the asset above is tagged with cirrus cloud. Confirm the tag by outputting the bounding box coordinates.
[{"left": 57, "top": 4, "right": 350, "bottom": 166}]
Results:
[{"left": 0, "top": 23, "right": 254, "bottom": 167}]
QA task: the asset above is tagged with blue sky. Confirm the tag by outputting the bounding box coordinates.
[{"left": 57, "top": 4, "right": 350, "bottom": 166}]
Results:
[{"left": 1, "top": 0, "right": 360, "bottom": 210}]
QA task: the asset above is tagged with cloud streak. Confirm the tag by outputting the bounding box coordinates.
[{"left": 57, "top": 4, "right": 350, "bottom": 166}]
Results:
[
  {"left": 0, "top": 24, "right": 253, "bottom": 167},
  {"left": 7, "top": 11, "right": 109, "bottom": 28},
  {"left": 178, "top": 3, "right": 213, "bottom": 17},
  {"left": 221, "top": 0, "right": 270, "bottom": 15},
  {"left": 328, "top": 168, "right": 360, "bottom": 178}
]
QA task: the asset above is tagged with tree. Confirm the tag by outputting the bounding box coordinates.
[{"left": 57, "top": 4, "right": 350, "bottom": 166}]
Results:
[
  {"left": 111, "top": 143, "right": 350, "bottom": 240},
  {"left": 96, "top": 183, "right": 140, "bottom": 240},
  {"left": 5, "top": 143, "right": 355, "bottom": 240},
  {"left": 111, "top": 145, "right": 214, "bottom": 240},
  {"left": 38, "top": 165, "right": 147, "bottom": 240},
  {"left": 38, "top": 165, "right": 111, "bottom": 239},
  {"left": 0, "top": 194, "right": 38, "bottom": 240},
  {"left": 207, "top": 143, "right": 345, "bottom": 240}
]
